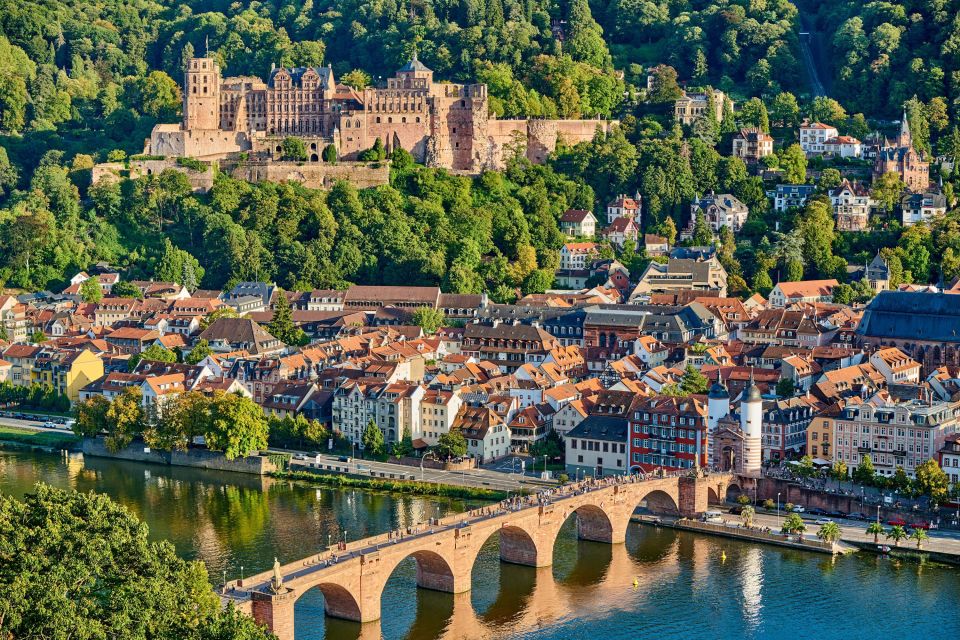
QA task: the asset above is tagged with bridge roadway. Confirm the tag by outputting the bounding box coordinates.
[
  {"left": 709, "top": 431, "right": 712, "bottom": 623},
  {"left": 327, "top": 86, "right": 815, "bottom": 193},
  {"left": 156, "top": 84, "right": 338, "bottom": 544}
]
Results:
[{"left": 222, "top": 471, "right": 738, "bottom": 640}]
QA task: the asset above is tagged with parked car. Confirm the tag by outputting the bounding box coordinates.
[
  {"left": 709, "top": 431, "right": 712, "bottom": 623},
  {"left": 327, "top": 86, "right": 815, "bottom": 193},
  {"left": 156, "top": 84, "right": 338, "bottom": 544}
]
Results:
[
  {"left": 887, "top": 517, "right": 907, "bottom": 527},
  {"left": 847, "top": 512, "right": 865, "bottom": 521},
  {"left": 42, "top": 421, "right": 56, "bottom": 429},
  {"left": 807, "top": 507, "right": 828, "bottom": 516},
  {"left": 910, "top": 520, "right": 931, "bottom": 530},
  {"left": 827, "top": 510, "right": 846, "bottom": 519},
  {"left": 728, "top": 506, "right": 744, "bottom": 515},
  {"left": 814, "top": 518, "right": 833, "bottom": 525},
  {"left": 791, "top": 505, "right": 805, "bottom": 513},
  {"left": 337, "top": 456, "right": 352, "bottom": 463}
]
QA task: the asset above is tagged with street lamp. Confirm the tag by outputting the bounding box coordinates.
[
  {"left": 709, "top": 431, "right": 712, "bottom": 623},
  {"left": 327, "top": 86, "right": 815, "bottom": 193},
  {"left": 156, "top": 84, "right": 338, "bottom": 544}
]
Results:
[
  {"left": 777, "top": 492, "right": 781, "bottom": 528},
  {"left": 876, "top": 504, "right": 881, "bottom": 524},
  {"left": 421, "top": 450, "right": 437, "bottom": 482},
  {"left": 222, "top": 569, "right": 227, "bottom": 594},
  {"left": 239, "top": 565, "right": 244, "bottom": 586}
]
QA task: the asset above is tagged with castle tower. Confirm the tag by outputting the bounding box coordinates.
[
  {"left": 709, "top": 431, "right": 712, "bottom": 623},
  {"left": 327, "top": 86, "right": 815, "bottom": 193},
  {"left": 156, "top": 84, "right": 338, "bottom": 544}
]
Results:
[
  {"left": 706, "top": 375, "right": 730, "bottom": 467},
  {"left": 396, "top": 52, "right": 433, "bottom": 89},
  {"left": 740, "top": 370, "right": 763, "bottom": 476},
  {"left": 183, "top": 57, "right": 221, "bottom": 131}
]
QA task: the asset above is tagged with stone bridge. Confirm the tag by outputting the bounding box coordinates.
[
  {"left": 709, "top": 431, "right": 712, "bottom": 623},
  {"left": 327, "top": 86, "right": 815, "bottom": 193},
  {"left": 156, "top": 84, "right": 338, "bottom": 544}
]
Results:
[{"left": 224, "top": 472, "right": 738, "bottom": 639}]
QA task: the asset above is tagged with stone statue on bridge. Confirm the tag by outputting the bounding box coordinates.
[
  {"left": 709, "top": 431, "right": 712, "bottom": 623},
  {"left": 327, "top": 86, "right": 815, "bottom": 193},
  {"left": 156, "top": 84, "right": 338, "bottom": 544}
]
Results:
[{"left": 271, "top": 557, "right": 283, "bottom": 593}]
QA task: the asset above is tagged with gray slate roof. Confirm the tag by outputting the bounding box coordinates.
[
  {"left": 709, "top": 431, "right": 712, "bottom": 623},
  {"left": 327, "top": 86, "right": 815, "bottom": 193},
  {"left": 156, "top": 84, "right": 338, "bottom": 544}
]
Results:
[
  {"left": 857, "top": 292, "right": 960, "bottom": 343},
  {"left": 567, "top": 415, "right": 629, "bottom": 442}
]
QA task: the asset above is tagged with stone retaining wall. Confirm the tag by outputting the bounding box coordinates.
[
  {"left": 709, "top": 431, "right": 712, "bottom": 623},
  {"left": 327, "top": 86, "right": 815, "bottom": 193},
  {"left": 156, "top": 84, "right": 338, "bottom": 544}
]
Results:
[{"left": 81, "top": 438, "right": 276, "bottom": 475}]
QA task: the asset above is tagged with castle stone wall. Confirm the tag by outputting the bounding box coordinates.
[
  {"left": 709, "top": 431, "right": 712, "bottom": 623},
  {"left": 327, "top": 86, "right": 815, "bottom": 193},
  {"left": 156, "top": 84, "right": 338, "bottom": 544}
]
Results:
[{"left": 227, "top": 160, "right": 390, "bottom": 190}]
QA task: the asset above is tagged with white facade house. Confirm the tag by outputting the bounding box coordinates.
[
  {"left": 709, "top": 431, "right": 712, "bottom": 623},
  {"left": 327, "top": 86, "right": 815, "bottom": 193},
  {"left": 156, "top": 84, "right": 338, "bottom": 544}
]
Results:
[
  {"left": 559, "top": 242, "right": 601, "bottom": 271},
  {"left": 799, "top": 122, "right": 839, "bottom": 154}
]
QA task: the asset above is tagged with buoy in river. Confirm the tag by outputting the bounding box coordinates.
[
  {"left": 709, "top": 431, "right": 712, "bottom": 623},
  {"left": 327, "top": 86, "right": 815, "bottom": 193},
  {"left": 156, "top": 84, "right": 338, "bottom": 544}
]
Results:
[
  {"left": 721, "top": 551, "right": 727, "bottom": 562},
  {"left": 632, "top": 577, "right": 639, "bottom": 589}
]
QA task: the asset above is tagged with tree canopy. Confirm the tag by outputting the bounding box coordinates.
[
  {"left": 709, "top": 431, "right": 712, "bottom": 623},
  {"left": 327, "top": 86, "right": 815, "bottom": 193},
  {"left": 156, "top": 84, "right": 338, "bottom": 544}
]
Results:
[{"left": 0, "top": 483, "right": 273, "bottom": 640}]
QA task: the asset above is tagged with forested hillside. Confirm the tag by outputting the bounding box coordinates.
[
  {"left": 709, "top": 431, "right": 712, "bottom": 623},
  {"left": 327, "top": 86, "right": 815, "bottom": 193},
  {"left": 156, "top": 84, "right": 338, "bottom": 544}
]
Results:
[
  {"left": 803, "top": 0, "right": 960, "bottom": 119},
  {"left": 2, "top": 1, "right": 960, "bottom": 302}
]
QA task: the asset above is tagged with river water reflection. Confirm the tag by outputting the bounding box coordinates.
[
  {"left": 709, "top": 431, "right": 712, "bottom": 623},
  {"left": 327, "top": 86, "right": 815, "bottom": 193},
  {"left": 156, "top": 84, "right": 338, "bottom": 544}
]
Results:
[{"left": 2, "top": 450, "right": 959, "bottom": 640}]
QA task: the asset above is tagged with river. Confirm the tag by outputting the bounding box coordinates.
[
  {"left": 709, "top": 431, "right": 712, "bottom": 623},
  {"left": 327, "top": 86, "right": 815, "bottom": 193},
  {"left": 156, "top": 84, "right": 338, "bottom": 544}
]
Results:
[{"left": 2, "top": 449, "right": 959, "bottom": 640}]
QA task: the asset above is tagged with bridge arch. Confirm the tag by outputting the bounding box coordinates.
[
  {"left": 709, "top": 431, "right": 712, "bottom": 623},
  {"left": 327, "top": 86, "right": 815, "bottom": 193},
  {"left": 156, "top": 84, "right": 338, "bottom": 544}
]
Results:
[
  {"left": 568, "top": 503, "right": 614, "bottom": 543},
  {"left": 707, "top": 486, "right": 720, "bottom": 504},
  {"left": 383, "top": 548, "right": 460, "bottom": 594},
  {"left": 493, "top": 524, "right": 543, "bottom": 567},
  {"left": 300, "top": 582, "right": 362, "bottom": 622},
  {"left": 638, "top": 488, "right": 681, "bottom": 516}
]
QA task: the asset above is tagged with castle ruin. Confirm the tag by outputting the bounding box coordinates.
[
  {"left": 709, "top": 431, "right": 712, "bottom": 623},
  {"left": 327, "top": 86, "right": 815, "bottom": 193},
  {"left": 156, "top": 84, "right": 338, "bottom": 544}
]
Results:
[{"left": 146, "top": 55, "right": 614, "bottom": 173}]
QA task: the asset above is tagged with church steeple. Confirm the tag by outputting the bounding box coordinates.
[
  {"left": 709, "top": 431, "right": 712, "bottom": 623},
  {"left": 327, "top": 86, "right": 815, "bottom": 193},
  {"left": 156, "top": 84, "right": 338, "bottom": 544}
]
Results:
[{"left": 898, "top": 108, "right": 912, "bottom": 148}]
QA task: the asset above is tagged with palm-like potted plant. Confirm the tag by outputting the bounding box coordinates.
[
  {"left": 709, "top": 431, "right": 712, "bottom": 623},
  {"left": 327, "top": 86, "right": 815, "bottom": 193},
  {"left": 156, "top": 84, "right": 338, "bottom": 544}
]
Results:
[
  {"left": 741, "top": 505, "right": 755, "bottom": 528},
  {"left": 866, "top": 521, "right": 885, "bottom": 544},
  {"left": 817, "top": 521, "right": 842, "bottom": 545},
  {"left": 781, "top": 512, "right": 806, "bottom": 537},
  {"left": 886, "top": 525, "right": 908, "bottom": 547},
  {"left": 910, "top": 528, "right": 928, "bottom": 550}
]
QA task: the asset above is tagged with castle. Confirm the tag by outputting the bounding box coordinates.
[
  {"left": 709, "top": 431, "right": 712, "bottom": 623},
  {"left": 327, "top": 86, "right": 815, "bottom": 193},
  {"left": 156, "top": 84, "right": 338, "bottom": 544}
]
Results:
[
  {"left": 872, "top": 111, "right": 929, "bottom": 192},
  {"left": 146, "top": 55, "right": 613, "bottom": 172}
]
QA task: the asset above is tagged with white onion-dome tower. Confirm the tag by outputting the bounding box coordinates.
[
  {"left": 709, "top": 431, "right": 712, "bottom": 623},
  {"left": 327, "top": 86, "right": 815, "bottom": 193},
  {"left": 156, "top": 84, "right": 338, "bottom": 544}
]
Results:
[
  {"left": 707, "top": 376, "right": 730, "bottom": 467},
  {"left": 741, "top": 370, "right": 764, "bottom": 476}
]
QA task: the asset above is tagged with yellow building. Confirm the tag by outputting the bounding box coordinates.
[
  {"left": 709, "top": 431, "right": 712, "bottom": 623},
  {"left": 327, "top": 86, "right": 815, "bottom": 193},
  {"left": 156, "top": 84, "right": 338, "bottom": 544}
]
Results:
[
  {"left": 31, "top": 349, "right": 105, "bottom": 404},
  {"left": 806, "top": 407, "right": 837, "bottom": 461}
]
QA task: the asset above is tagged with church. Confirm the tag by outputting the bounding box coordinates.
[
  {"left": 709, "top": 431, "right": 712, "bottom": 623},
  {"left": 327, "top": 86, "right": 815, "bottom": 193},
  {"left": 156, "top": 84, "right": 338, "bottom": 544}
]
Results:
[{"left": 146, "top": 55, "right": 611, "bottom": 173}]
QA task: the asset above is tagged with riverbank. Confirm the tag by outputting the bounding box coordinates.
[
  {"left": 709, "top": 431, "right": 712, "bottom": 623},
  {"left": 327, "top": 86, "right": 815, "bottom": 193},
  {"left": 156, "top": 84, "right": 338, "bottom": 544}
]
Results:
[
  {"left": 81, "top": 438, "right": 278, "bottom": 475},
  {"left": 633, "top": 515, "right": 851, "bottom": 556},
  {"left": 270, "top": 468, "right": 512, "bottom": 501},
  {"left": 844, "top": 539, "right": 960, "bottom": 566},
  {"left": 0, "top": 425, "right": 79, "bottom": 451}
]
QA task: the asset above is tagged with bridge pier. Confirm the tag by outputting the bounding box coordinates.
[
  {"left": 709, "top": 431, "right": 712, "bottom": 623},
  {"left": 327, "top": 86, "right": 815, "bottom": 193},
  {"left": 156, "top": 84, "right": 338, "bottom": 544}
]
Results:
[
  {"left": 678, "top": 476, "right": 709, "bottom": 517},
  {"left": 250, "top": 588, "right": 297, "bottom": 640}
]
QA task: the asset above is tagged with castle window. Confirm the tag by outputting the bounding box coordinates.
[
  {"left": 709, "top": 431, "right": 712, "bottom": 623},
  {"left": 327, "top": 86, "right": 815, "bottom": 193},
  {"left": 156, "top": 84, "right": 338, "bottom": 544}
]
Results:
[
  {"left": 402, "top": 117, "right": 406, "bottom": 123},
  {"left": 376, "top": 117, "right": 381, "bottom": 123},
  {"left": 192, "top": 86, "right": 197, "bottom": 94},
  {"left": 203, "top": 87, "right": 208, "bottom": 94},
  {"left": 452, "top": 127, "right": 456, "bottom": 133},
  {"left": 388, "top": 117, "right": 393, "bottom": 123},
  {"left": 345, "top": 120, "right": 351, "bottom": 129},
  {"left": 355, "top": 120, "right": 360, "bottom": 128},
  {"left": 461, "top": 100, "right": 465, "bottom": 107},
  {"left": 416, "top": 117, "right": 421, "bottom": 123}
]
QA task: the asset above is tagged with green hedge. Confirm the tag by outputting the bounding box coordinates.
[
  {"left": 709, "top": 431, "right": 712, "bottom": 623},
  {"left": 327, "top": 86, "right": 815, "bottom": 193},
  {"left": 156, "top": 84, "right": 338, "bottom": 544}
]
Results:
[
  {"left": 270, "top": 469, "right": 514, "bottom": 501},
  {"left": 176, "top": 157, "right": 207, "bottom": 172}
]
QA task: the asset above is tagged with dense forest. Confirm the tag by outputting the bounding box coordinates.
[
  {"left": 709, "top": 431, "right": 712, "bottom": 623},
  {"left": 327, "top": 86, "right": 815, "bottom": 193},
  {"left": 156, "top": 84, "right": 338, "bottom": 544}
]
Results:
[{"left": 2, "top": 0, "right": 960, "bottom": 301}]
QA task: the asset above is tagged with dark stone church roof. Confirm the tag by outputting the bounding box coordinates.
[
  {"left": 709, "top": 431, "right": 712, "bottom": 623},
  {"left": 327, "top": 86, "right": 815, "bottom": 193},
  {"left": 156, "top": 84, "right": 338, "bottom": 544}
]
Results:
[{"left": 857, "top": 291, "right": 960, "bottom": 343}]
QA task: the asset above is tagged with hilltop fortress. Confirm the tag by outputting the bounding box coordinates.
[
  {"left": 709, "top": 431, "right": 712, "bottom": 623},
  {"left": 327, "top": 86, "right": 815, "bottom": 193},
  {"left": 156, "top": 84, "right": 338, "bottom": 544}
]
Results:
[{"left": 146, "top": 55, "right": 613, "bottom": 173}]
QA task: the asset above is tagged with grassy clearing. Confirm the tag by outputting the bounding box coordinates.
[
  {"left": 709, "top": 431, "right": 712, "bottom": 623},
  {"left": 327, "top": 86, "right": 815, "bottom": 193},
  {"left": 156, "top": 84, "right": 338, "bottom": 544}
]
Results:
[{"left": 0, "top": 425, "right": 80, "bottom": 449}]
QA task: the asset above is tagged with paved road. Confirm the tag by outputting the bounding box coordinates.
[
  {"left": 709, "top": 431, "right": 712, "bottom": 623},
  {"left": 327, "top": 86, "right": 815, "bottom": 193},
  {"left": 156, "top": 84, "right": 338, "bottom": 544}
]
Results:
[
  {"left": 0, "top": 415, "right": 73, "bottom": 433},
  {"left": 283, "top": 449, "right": 556, "bottom": 492},
  {"left": 714, "top": 506, "right": 960, "bottom": 556}
]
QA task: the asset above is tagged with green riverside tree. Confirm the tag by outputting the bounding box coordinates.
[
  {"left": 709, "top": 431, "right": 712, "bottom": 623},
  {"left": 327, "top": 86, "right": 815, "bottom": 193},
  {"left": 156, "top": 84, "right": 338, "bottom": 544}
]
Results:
[
  {"left": 0, "top": 483, "right": 272, "bottom": 639},
  {"left": 361, "top": 418, "right": 386, "bottom": 456}
]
